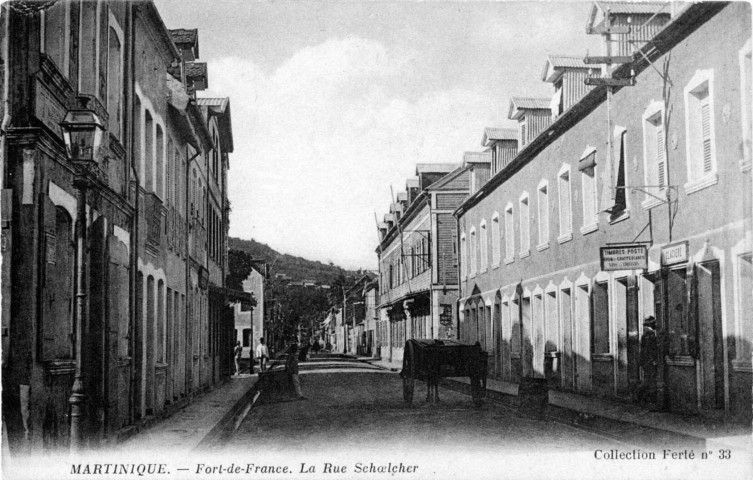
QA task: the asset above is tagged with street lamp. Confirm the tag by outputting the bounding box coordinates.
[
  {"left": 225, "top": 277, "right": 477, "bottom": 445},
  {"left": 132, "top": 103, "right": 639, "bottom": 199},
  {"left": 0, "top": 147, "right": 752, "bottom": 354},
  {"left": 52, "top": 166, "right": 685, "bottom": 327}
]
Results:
[{"left": 60, "top": 96, "right": 105, "bottom": 453}]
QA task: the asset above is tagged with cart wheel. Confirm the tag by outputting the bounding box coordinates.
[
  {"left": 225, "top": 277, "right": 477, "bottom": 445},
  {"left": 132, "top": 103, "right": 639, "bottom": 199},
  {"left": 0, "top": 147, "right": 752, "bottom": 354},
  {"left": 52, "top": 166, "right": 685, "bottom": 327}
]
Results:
[
  {"left": 470, "top": 376, "right": 484, "bottom": 407},
  {"left": 402, "top": 341, "right": 415, "bottom": 406}
]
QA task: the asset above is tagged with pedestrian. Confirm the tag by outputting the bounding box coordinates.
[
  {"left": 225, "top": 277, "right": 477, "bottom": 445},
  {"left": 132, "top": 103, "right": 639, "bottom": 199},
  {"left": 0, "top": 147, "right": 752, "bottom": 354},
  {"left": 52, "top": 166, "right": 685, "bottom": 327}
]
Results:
[
  {"left": 255, "top": 338, "right": 269, "bottom": 373},
  {"left": 637, "top": 316, "right": 658, "bottom": 406},
  {"left": 233, "top": 341, "right": 242, "bottom": 376},
  {"left": 286, "top": 344, "right": 305, "bottom": 400}
]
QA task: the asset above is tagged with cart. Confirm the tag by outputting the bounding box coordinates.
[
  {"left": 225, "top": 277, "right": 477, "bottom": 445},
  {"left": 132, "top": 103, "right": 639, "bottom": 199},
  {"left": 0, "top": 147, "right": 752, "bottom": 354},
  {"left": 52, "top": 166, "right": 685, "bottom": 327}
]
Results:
[{"left": 400, "top": 339, "right": 488, "bottom": 407}]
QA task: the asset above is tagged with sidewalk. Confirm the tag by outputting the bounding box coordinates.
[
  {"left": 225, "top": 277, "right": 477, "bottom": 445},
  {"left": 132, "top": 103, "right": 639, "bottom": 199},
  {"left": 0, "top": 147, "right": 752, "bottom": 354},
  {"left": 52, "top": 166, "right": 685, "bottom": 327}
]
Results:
[
  {"left": 119, "top": 375, "right": 258, "bottom": 453},
  {"left": 364, "top": 357, "right": 752, "bottom": 451}
]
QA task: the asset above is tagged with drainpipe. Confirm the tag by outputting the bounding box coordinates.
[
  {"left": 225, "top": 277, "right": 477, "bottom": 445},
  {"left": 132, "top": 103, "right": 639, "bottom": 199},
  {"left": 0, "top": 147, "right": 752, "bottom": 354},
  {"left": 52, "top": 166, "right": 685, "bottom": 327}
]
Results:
[
  {"left": 127, "top": 0, "right": 140, "bottom": 427},
  {"left": 455, "top": 212, "right": 462, "bottom": 341},
  {"left": 185, "top": 148, "right": 200, "bottom": 395}
]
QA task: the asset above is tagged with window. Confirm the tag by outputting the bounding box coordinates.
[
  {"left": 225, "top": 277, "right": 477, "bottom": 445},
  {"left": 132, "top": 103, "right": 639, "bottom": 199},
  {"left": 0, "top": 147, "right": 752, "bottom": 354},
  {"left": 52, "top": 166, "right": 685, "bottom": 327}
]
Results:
[
  {"left": 741, "top": 39, "right": 752, "bottom": 170},
  {"left": 537, "top": 180, "right": 549, "bottom": 249},
  {"left": 591, "top": 281, "right": 610, "bottom": 355},
  {"left": 470, "top": 227, "right": 477, "bottom": 276},
  {"left": 158, "top": 280, "right": 165, "bottom": 363},
  {"left": 545, "top": 290, "right": 558, "bottom": 352},
  {"left": 533, "top": 292, "right": 544, "bottom": 375},
  {"left": 519, "top": 193, "right": 530, "bottom": 256},
  {"left": 735, "top": 253, "right": 753, "bottom": 363},
  {"left": 107, "top": 18, "right": 124, "bottom": 139},
  {"left": 134, "top": 96, "right": 142, "bottom": 178},
  {"left": 520, "top": 119, "right": 527, "bottom": 147},
  {"left": 479, "top": 220, "right": 488, "bottom": 272},
  {"left": 504, "top": 203, "right": 514, "bottom": 262},
  {"left": 145, "top": 110, "right": 154, "bottom": 191},
  {"left": 579, "top": 147, "right": 598, "bottom": 233},
  {"left": 557, "top": 164, "right": 572, "bottom": 242},
  {"left": 156, "top": 125, "right": 164, "bottom": 198},
  {"left": 42, "top": 1, "right": 68, "bottom": 74},
  {"left": 511, "top": 297, "right": 521, "bottom": 356},
  {"left": 642, "top": 101, "right": 667, "bottom": 208},
  {"left": 460, "top": 233, "right": 467, "bottom": 279},
  {"left": 242, "top": 329, "right": 251, "bottom": 347},
  {"left": 684, "top": 70, "right": 717, "bottom": 192},
  {"left": 491, "top": 213, "right": 501, "bottom": 266}
]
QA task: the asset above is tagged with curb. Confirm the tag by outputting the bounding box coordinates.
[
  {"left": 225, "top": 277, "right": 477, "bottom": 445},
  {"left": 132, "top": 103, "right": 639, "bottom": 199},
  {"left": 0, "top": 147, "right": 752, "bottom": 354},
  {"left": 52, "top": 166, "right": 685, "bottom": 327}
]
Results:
[
  {"left": 439, "top": 378, "right": 708, "bottom": 449},
  {"left": 194, "top": 380, "right": 261, "bottom": 450}
]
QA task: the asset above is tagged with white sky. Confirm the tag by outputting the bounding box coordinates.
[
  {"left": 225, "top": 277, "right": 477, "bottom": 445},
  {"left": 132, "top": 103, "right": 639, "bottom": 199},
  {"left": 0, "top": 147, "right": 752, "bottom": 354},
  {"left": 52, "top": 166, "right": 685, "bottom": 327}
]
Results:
[{"left": 154, "top": 0, "right": 602, "bottom": 270}]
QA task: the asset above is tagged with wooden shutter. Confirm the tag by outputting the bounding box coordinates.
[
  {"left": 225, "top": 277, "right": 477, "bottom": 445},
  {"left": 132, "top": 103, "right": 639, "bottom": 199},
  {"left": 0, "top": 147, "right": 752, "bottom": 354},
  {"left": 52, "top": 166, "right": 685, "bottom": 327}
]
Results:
[
  {"left": 38, "top": 195, "right": 58, "bottom": 361},
  {"left": 701, "top": 101, "right": 712, "bottom": 173},
  {"left": 656, "top": 124, "right": 666, "bottom": 187}
]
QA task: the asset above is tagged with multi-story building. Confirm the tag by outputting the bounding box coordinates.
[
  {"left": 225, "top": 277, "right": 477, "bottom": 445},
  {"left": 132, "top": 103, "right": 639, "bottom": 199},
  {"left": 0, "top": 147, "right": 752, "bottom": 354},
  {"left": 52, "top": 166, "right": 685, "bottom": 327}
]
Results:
[
  {"left": 233, "top": 262, "right": 265, "bottom": 359},
  {"left": 0, "top": 0, "right": 242, "bottom": 453},
  {"left": 376, "top": 163, "right": 470, "bottom": 364},
  {"left": 362, "top": 279, "right": 379, "bottom": 357},
  {"left": 455, "top": 1, "right": 751, "bottom": 421}
]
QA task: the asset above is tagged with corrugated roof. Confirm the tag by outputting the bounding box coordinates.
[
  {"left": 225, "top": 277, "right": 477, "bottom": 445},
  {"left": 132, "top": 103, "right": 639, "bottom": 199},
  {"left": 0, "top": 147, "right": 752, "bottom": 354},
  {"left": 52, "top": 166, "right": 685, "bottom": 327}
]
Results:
[
  {"left": 548, "top": 55, "right": 590, "bottom": 69},
  {"left": 508, "top": 97, "right": 551, "bottom": 120},
  {"left": 169, "top": 28, "right": 198, "bottom": 44},
  {"left": 463, "top": 151, "right": 492, "bottom": 165},
  {"left": 197, "top": 97, "right": 228, "bottom": 111},
  {"left": 406, "top": 177, "right": 420, "bottom": 188},
  {"left": 482, "top": 127, "right": 517, "bottom": 146},
  {"left": 595, "top": 1, "right": 672, "bottom": 15},
  {"left": 510, "top": 97, "right": 551, "bottom": 110},
  {"left": 415, "top": 163, "right": 459, "bottom": 174},
  {"left": 542, "top": 55, "right": 592, "bottom": 82}
]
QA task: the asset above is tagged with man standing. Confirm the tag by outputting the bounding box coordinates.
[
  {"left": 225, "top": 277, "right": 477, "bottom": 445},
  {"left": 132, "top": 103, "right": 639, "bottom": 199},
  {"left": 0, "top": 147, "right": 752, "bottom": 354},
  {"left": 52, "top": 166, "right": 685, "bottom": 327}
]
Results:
[
  {"left": 234, "top": 341, "right": 242, "bottom": 376},
  {"left": 255, "top": 338, "right": 269, "bottom": 373},
  {"left": 638, "top": 316, "right": 658, "bottom": 406},
  {"left": 286, "top": 344, "right": 304, "bottom": 400}
]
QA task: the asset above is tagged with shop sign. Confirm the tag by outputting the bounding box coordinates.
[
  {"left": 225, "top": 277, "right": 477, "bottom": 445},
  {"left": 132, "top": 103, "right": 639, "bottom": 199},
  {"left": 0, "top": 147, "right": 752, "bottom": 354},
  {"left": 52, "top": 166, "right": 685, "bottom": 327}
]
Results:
[
  {"left": 661, "top": 241, "right": 689, "bottom": 266},
  {"left": 600, "top": 245, "right": 647, "bottom": 271}
]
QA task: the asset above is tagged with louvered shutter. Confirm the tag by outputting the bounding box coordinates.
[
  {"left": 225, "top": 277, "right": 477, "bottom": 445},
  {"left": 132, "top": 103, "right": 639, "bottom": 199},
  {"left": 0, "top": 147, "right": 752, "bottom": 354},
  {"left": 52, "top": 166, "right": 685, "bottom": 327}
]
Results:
[
  {"left": 701, "top": 101, "right": 712, "bottom": 173},
  {"left": 656, "top": 125, "right": 666, "bottom": 187},
  {"left": 39, "top": 196, "right": 58, "bottom": 361}
]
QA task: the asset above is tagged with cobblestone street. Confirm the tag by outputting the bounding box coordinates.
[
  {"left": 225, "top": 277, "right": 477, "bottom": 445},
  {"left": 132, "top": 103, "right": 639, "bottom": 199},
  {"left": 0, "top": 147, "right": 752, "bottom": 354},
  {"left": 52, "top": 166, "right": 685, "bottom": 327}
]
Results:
[{"left": 227, "top": 357, "right": 623, "bottom": 453}]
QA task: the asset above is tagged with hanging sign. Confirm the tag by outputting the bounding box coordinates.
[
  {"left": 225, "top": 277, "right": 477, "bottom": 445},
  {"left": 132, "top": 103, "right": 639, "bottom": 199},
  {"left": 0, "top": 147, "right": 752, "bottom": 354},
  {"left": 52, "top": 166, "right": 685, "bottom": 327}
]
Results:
[
  {"left": 661, "top": 241, "right": 689, "bottom": 267},
  {"left": 600, "top": 245, "right": 648, "bottom": 271}
]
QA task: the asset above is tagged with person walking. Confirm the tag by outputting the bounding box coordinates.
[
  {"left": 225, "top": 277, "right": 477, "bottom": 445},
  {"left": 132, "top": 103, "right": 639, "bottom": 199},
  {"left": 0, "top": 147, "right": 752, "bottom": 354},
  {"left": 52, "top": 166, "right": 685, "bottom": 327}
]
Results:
[
  {"left": 233, "top": 341, "right": 242, "bottom": 376},
  {"left": 255, "top": 338, "right": 269, "bottom": 373},
  {"left": 637, "top": 316, "right": 658, "bottom": 406},
  {"left": 286, "top": 344, "right": 304, "bottom": 399}
]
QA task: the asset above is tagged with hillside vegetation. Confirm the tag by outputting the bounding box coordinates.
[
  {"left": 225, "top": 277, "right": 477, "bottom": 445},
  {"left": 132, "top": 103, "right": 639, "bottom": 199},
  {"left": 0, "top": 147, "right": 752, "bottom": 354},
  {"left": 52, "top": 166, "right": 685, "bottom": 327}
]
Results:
[{"left": 228, "top": 237, "right": 363, "bottom": 284}]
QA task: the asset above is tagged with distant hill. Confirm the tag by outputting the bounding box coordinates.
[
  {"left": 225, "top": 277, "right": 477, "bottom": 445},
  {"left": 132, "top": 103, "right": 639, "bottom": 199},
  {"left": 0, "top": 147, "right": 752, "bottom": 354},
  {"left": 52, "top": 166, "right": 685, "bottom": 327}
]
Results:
[{"left": 228, "top": 237, "right": 363, "bottom": 285}]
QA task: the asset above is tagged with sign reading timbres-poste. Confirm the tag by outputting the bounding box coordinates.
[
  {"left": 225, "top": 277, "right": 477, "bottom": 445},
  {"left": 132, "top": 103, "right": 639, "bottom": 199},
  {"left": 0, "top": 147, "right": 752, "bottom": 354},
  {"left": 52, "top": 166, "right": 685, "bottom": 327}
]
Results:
[{"left": 600, "top": 245, "right": 648, "bottom": 271}]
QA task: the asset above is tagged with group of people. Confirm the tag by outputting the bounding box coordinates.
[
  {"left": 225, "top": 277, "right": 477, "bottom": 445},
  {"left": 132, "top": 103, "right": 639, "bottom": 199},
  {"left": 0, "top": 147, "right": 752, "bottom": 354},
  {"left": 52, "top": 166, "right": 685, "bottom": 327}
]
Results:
[
  {"left": 233, "top": 338, "right": 270, "bottom": 376},
  {"left": 232, "top": 337, "right": 307, "bottom": 401}
]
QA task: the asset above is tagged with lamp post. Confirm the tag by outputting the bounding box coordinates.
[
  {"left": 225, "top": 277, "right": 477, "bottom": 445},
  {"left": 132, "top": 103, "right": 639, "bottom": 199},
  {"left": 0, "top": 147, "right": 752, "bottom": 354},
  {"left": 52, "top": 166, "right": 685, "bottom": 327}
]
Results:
[{"left": 60, "top": 97, "right": 105, "bottom": 453}]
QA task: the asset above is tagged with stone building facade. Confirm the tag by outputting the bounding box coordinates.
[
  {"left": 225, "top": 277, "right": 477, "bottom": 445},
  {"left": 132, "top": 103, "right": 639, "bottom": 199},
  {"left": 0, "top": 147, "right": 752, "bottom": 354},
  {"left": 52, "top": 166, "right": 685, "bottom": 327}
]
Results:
[
  {"left": 455, "top": 2, "right": 752, "bottom": 421},
  {"left": 0, "top": 0, "right": 241, "bottom": 453}
]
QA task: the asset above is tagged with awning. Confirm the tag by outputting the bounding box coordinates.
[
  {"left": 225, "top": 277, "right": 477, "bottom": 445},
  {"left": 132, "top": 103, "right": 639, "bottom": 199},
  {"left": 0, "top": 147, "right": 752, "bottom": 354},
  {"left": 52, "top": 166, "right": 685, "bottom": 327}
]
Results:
[{"left": 208, "top": 284, "right": 255, "bottom": 304}]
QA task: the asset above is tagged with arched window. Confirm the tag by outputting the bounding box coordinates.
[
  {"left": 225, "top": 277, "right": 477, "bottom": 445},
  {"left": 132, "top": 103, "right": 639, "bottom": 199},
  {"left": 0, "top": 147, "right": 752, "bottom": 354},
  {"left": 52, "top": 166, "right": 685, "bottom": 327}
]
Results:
[
  {"left": 145, "top": 110, "right": 154, "bottom": 191},
  {"left": 156, "top": 125, "right": 164, "bottom": 198},
  {"left": 107, "top": 24, "right": 123, "bottom": 139}
]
